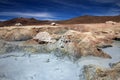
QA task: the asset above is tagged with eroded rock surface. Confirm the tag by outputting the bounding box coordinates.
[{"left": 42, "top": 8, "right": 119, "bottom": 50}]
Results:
[
  {"left": 0, "top": 24, "right": 120, "bottom": 59},
  {"left": 83, "top": 62, "right": 120, "bottom": 80},
  {"left": 0, "top": 28, "right": 37, "bottom": 41},
  {"left": 33, "top": 31, "right": 56, "bottom": 43}
]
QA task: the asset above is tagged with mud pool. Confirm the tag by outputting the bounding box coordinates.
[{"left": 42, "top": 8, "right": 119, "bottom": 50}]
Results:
[{"left": 0, "top": 41, "right": 119, "bottom": 80}]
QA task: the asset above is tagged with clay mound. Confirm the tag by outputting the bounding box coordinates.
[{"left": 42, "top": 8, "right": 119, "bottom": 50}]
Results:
[
  {"left": 58, "top": 15, "right": 120, "bottom": 24},
  {"left": 0, "top": 17, "right": 51, "bottom": 27}
]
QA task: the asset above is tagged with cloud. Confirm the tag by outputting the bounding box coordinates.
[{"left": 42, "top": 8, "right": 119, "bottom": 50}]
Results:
[
  {"left": 0, "top": 19, "right": 6, "bottom": 21},
  {"left": 90, "top": 8, "right": 120, "bottom": 16},
  {"left": 116, "top": 3, "right": 120, "bottom": 7},
  {"left": 0, "top": 0, "right": 12, "bottom": 4},
  {"left": 0, "top": 12, "right": 54, "bottom": 18},
  {"left": 51, "top": 0, "right": 89, "bottom": 9},
  {"left": 90, "top": 0, "right": 120, "bottom": 7},
  {"left": 89, "top": 0, "right": 116, "bottom": 3},
  {"left": 0, "top": 0, "right": 18, "bottom": 5}
]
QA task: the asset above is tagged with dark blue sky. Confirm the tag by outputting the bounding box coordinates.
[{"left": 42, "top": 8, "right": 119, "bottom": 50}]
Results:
[{"left": 0, "top": 0, "right": 120, "bottom": 21}]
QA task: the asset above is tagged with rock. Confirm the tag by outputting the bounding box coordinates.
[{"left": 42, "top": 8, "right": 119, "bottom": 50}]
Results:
[
  {"left": 51, "top": 34, "right": 61, "bottom": 41},
  {"left": 106, "top": 21, "right": 117, "bottom": 25},
  {"left": 0, "top": 27, "right": 112, "bottom": 59},
  {"left": 15, "top": 23, "right": 22, "bottom": 26},
  {"left": 55, "top": 35, "right": 80, "bottom": 59},
  {"left": 0, "top": 29, "right": 8, "bottom": 39},
  {"left": 109, "top": 62, "right": 120, "bottom": 69},
  {"left": 63, "top": 30, "right": 84, "bottom": 40},
  {"left": 83, "top": 63, "right": 120, "bottom": 80},
  {"left": 83, "top": 65, "right": 103, "bottom": 80},
  {"left": 95, "top": 36, "right": 113, "bottom": 48},
  {"left": 33, "top": 32, "right": 56, "bottom": 44},
  {"left": 3, "top": 28, "right": 37, "bottom": 41},
  {"left": 54, "top": 30, "right": 111, "bottom": 59},
  {"left": 79, "top": 35, "right": 111, "bottom": 58},
  {"left": 51, "top": 22, "right": 56, "bottom": 26}
]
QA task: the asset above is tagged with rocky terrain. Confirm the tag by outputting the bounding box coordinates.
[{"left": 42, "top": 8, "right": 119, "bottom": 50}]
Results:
[{"left": 0, "top": 22, "right": 120, "bottom": 80}]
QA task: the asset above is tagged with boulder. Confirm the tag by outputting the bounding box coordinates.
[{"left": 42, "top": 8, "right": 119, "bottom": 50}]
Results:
[
  {"left": 15, "top": 23, "right": 22, "bottom": 26},
  {"left": 51, "top": 22, "right": 56, "bottom": 26},
  {"left": 33, "top": 32, "right": 56, "bottom": 44}
]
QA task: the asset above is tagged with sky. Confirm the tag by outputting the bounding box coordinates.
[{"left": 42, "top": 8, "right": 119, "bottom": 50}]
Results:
[{"left": 0, "top": 0, "right": 120, "bottom": 21}]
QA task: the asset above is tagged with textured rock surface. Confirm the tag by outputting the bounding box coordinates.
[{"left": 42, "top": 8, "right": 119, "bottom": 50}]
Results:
[
  {"left": 0, "top": 29, "right": 112, "bottom": 59},
  {"left": 54, "top": 30, "right": 111, "bottom": 59},
  {"left": 0, "top": 23, "right": 120, "bottom": 59},
  {"left": 83, "top": 62, "right": 120, "bottom": 80},
  {"left": 33, "top": 32, "right": 56, "bottom": 43},
  {"left": 0, "top": 28, "right": 37, "bottom": 41}
]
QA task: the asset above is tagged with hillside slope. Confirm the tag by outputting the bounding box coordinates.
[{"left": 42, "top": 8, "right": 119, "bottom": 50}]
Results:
[
  {"left": 58, "top": 15, "right": 120, "bottom": 24},
  {"left": 0, "top": 17, "right": 51, "bottom": 27}
]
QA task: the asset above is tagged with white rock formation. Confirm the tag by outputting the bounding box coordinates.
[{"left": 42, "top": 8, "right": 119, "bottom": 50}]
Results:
[
  {"left": 51, "top": 22, "right": 56, "bottom": 26},
  {"left": 105, "top": 21, "right": 116, "bottom": 25},
  {"left": 33, "top": 32, "right": 56, "bottom": 43},
  {"left": 15, "top": 23, "right": 22, "bottom": 26}
]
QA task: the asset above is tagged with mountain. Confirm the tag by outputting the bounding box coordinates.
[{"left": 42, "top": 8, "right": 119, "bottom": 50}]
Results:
[
  {"left": 57, "top": 15, "right": 120, "bottom": 24},
  {"left": 1, "top": 15, "right": 120, "bottom": 27},
  {"left": 0, "top": 17, "right": 51, "bottom": 27}
]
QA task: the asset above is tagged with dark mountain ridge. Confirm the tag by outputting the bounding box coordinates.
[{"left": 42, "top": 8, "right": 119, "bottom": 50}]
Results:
[
  {"left": 0, "top": 17, "right": 51, "bottom": 27},
  {"left": 0, "top": 15, "right": 120, "bottom": 27},
  {"left": 58, "top": 15, "right": 120, "bottom": 24}
]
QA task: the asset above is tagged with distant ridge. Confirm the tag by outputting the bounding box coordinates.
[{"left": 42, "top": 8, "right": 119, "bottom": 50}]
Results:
[
  {"left": 57, "top": 15, "right": 120, "bottom": 24},
  {"left": 0, "top": 17, "right": 51, "bottom": 27},
  {"left": 0, "top": 15, "right": 120, "bottom": 26}
]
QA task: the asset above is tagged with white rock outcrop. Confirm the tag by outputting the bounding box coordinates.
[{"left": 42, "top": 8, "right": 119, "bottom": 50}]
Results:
[
  {"left": 105, "top": 21, "right": 116, "bottom": 25},
  {"left": 33, "top": 32, "right": 56, "bottom": 43},
  {"left": 51, "top": 22, "right": 56, "bottom": 26},
  {"left": 15, "top": 23, "right": 22, "bottom": 26}
]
